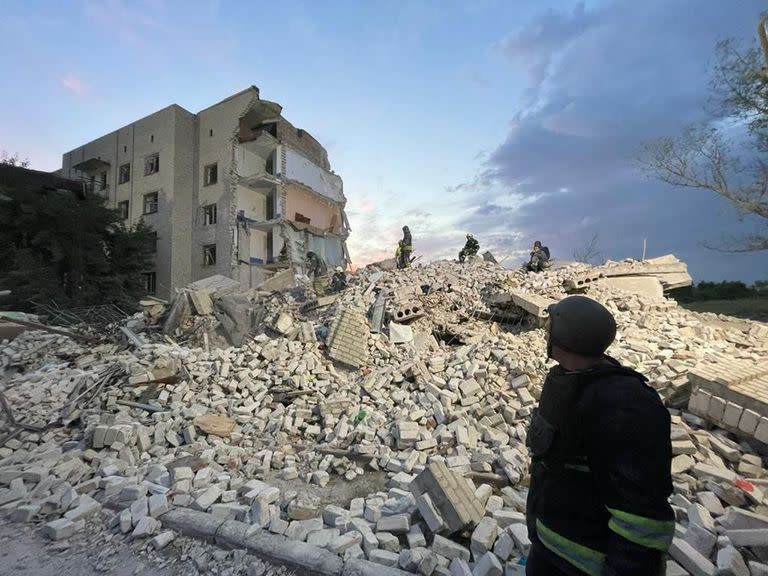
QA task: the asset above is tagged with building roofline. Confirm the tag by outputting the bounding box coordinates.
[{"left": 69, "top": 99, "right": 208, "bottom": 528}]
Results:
[{"left": 197, "top": 85, "right": 260, "bottom": 114}]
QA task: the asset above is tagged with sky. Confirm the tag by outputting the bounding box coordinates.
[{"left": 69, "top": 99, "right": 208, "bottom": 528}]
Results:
[{"left": 1, "top": 0, "right": 767, "bottom": 283}]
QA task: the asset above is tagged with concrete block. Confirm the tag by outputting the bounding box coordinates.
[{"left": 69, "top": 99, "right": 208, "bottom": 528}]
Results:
[
  {"left": 376, "top": 514, "right": 409, "bottom": 534},
  {"left": 432, "top": 535, "right": 470, "bottom": 562},
  {"left": 193, "top": 486, "right": 222, "bottom": 511},
  {"left": 42, "top": 518, "right": 76, "bottom": 540},
  {"left": 722, "top": 403, "right": 743, "bottom": 429},
  {"left": 756, "top": 418, "right": 768, "bottom": 444},
  {"left": 492, "top": 532, "right": 515, "bottom": 561},
  {"left": 472, "top": 551, "right": 502, "bottom": 576},
  {"left": 407, "top": 525, "right": 427, "bottom": 548},
  {"left": 284, "top": 517, "right": 323, "bottom": 542},
  {"left": 132, "top": 516, "right": 160, "bottom": 538},
  {"left": 450, "top": 558, "right": 472, "bottom": 576},
  {"left": 725, "top": 529, "right": 768, "bottom": 547},
  {"left": 738, "top": 410, "right": 760, "bottom": 435},
  {"left": 410, "top": 461, "right": 484, "bottom": 535},
  {"left": 308, "top": 528, "right": 340, "bottom": 548},
  {"left": 696, "top": 492, "right": 725, "bottom": 517},
  {"left": 11, "top": 504, "right": 41, "bottom": 523},
  {"left": 63, "top": 495, "right": 100, "bottom": 522},
  {"left": 707, "top": 396, "right": 726, "bottom": 424},
  {"left": 666, "top": 560, "right": 689, "bottom": 576},
  {"left": 470, "top": 517, "right": 498, "bottom": 560},
  {"left": 683, "top": 522, "right": 716, "bottom": 557},
  {"left": 716, "top": 546, "right": 748, "bottom": 576},
  {"left": 416, "top": 493, "right": 445, "bottom": 533},
  {"left": 329, "top": 531, "right": 363, "bottom": 554},
  {"left": 151, "top": 530, "right": 175, "bottom": 550},
  {"left": 719, "top": 507, "right": 768, "bottom": 530},
  {"left": 507, "top": 524, "right": 530, "bottom": 555},
  {"left": 149, "top": 493, "right": 170, "bottom": 518},
  {"left": 369, "top": 549, "right": 400, "bottom": 567},
  {"left": 669, "top": 538, "right": 716, "bottom": 576},
  {"left": 688, "top": 503, "right": 716, "bottom": 533},
  {"left": 492, "top": 510, "right": 525, "bottom": 529},
  {"left": 377, "top": 532, "right": 400, "bottom": 552},
  {"left": 130, "top": 497, "right": 149, "bottom": 526}
]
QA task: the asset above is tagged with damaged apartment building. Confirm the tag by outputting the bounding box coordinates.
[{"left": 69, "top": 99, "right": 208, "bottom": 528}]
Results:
[{"left": 59, "top": 86, "right": 350, "bottom": 299}]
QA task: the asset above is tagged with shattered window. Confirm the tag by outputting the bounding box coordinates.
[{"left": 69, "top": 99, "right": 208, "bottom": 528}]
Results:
[
  {"left": 203, "top": 244, "right": 217, "bottom": 266},
  {"left": 144, "top": 153, "right": 159, "bottom": 176},
  {"left": 204, "top": 163, "right": 218, "bottom": 186},
  {"left": 118, "top": 163, "right": 130, "bottom": 184},
  {"left": 143, "top": 192, "right": 158, "bottom": 215},
  {"left": 141, "top": 272, "right": 156, "bottom": 294},
  {"left": 203, "top": 203, "right": 217, "bottom": 225}
]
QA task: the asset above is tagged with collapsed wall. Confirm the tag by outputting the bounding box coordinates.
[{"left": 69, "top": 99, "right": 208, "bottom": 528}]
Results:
[{"left": 0, "top": 256, "right": 767, "bottom": 575}]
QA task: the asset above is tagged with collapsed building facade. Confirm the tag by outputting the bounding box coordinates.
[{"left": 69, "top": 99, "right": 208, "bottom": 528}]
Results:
[{"left": 59, "top": 86, "right": 350, "bottom": 299}]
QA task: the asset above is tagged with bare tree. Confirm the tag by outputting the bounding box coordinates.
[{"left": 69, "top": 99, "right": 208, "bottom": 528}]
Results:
[
  {"left": 640, "top": 14, "right": 768, "bottom": 252},
  {"left": 572, "top": 233, "right": 605, "bottom": 264},
  {"left": 0, "top": 151, "right": 30, "bottom": 168}
]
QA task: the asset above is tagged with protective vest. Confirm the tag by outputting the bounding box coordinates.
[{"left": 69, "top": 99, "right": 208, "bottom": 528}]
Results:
[{"left": 526, "top": 359, "right": 674, "bottom": 576}]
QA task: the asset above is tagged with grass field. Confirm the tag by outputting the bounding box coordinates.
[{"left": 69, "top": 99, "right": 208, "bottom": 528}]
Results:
[{"left": 680, "top": 298, "right": 768, "bottom": 323}]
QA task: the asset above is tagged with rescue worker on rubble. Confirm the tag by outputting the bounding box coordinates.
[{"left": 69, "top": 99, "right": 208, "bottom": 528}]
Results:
[
  {"left": 330, "top": 266, "right": 347, "bottom": 292},
  {"left": 458, "top": 233, "right": 480, "bottom": 263},
  {"left": 525, "top": 240, "right": 550, "bottom": 272},
  {"left": 525, "top": 295, "right": 674, "bottom": 576},
  {"left": 305, "top": 251, "right": 327, "bottom": 297},
  {"left": 398, "top": 226, "right": 413, "bottom": 269}
]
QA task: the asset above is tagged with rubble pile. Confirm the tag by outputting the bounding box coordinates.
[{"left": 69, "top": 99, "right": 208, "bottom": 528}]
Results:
[{"left": 1, "top": 257, "right": 767, "bottom": 575}]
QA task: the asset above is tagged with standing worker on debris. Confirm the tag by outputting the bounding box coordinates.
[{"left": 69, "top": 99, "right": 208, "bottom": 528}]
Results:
[
  {"left": 330, "top": 266, "right": 347, "bottom": 292},
  {"left": 305, "top": 251, "right": 328, "bottom": 297},
  {"left": 525, "top": 296, "right": 673, "bottom": 576},
  {"left": 398, "top": 225, "right": 413, "bottom": 269},
  {"left": 458, "top": 233, "right": 480, "bottom": 263},
  {"left": 525, "top": 240, "right": 550, "bottom": 272}
]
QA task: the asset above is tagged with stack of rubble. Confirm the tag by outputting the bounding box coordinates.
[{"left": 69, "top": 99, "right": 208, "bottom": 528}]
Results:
[{"left": 1, "top": 256, "right": 767, "bottom": 576}]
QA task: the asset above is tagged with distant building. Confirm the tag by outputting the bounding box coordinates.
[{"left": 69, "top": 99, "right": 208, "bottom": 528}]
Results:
[{"left": 59, "top": 86, "right": 350, "bottom": 299}]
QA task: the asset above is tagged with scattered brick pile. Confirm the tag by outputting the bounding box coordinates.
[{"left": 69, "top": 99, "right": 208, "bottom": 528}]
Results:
[{"left": 1, "top": 257, "right": 767, "bottom": 575}]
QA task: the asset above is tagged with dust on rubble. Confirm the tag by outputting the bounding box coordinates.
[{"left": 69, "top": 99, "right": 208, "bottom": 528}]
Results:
[{"left": 1, "top": 255, "right": 767, "bottom": 576}]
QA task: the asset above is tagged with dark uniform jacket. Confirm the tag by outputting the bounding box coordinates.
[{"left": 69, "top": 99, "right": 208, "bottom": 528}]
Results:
[
  {"left": 464, "top": 237, "right": 480, "bottom": 254},
  {"left": 526, "top": 358, "right": 674, "bottom": 576},
  {"left": 401, "top": 229, "right": 412, "bottom": 251}
]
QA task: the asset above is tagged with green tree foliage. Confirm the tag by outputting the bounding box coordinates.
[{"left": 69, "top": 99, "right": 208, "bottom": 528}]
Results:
[
  {"left": 0, "top": 184, "right": 156, "bottom": 312},
  {"left": 670, "top": 280, "right": 765, "bottom": 302}
]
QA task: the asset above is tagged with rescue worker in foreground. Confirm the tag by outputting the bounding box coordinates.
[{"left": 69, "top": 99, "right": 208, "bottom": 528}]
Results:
[
  {"left": 398, "top": 226, "right": 413, "bottom": 269},
  {"left": 526, "top": 240, "right": 550, "bottom": 272},
  {"left": 458, "top": 233, "right": 480, "bottom": 263},
  {"left": 526, "top": 296, "right": 673, "bottom": 576}
]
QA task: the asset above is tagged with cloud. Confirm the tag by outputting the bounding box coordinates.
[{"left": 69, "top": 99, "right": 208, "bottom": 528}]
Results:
[
  {"left": 60, "top": 74, "right": 88, "bottom": 96},
  {"left": 83, "top": 0, "right": 160, "bottom": 47},
  {"left": 448, "top": 0, "right": 768, "bottom": 282}
]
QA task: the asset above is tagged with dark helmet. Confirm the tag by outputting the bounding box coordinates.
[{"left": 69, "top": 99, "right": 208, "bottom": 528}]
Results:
[
  {"left": 467, "top": 233, "right": 473, "bottom": 239},
  {"left": 546, "top": 296, "right": 616, "bottom": 358},
  {"left": 534, "top": 240, "right": 542, "bottom": 248},
  {"left": 403, "top": 225, "right": 409, "bottom": 231}
]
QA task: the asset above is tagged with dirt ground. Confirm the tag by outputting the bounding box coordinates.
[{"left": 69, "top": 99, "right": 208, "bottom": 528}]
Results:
[{"left": 0, "top": 517, "right": 291, "bottom": 576}]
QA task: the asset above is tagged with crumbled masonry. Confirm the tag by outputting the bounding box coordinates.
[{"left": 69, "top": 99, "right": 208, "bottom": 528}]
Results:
[{"left": 1, "top": 255, "right": 767, "bottom": 575}]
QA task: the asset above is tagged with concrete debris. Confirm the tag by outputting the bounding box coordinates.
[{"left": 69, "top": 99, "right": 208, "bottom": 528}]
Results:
[{"left": 1, "top": 257, "right": 767, "bottom": 575}]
